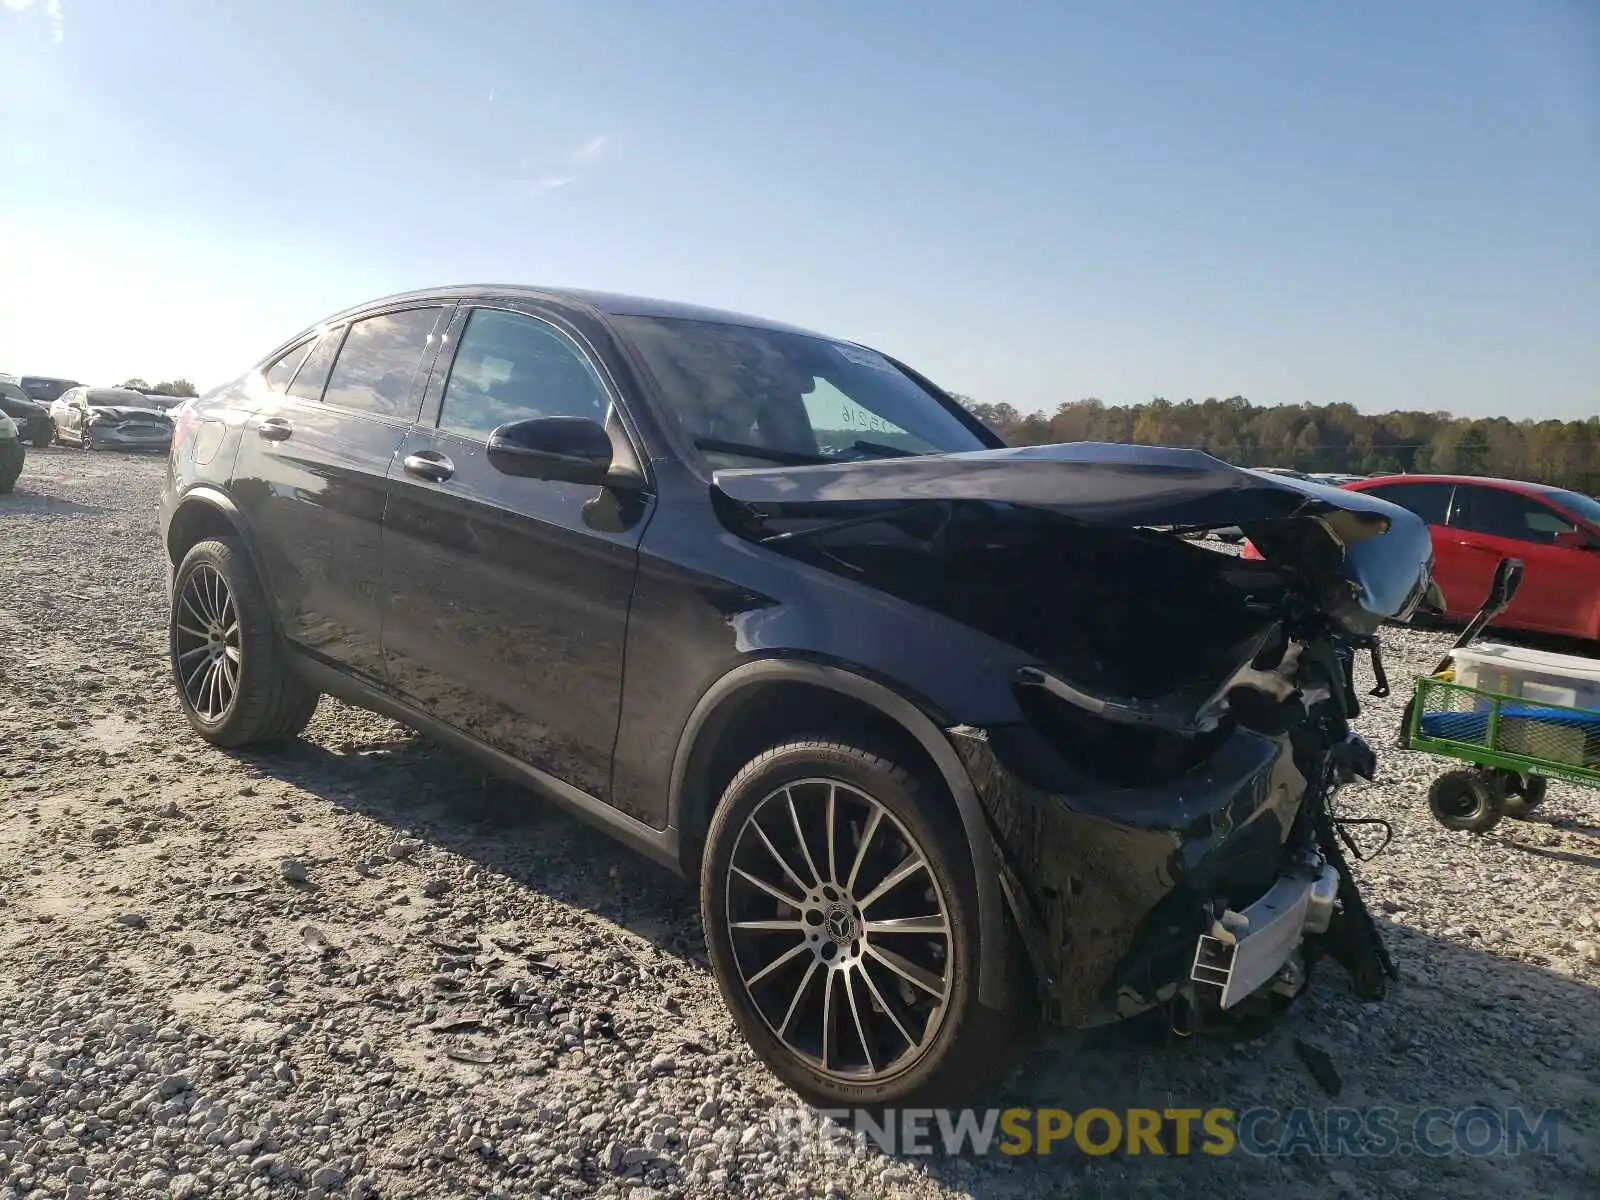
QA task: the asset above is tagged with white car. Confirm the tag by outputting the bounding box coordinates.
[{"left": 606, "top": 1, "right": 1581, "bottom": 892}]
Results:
[{"left": 49, "top": 386, "right": 175, "bottom": 452}]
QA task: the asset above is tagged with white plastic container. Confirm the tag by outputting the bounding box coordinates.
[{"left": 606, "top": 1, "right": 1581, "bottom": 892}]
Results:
[{"left": 1450, "top": 642, "right": 1600, "bottom": 713}]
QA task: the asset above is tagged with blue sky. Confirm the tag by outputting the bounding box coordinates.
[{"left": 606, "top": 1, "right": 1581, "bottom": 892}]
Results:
[{"left": 1, "top": 0, "right": 1595, "bottom": 420}]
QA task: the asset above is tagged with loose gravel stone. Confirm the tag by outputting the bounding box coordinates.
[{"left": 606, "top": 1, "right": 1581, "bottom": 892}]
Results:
[
  {"left": 0, "top": 451, "right": 1594, "bottom": 1199},
  {"left": 279, "top": 858, "right": 310, "bottom": 885}
]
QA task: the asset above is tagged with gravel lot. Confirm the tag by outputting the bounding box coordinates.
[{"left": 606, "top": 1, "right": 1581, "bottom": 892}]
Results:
[{"left": 1, "top": 446, "right": 1597, "bottom": 1200}]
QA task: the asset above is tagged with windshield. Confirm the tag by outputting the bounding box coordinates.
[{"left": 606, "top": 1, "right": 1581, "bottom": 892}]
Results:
[
  {"left": 613, "top": 315, "right": 989, "bottom": 469},
  {"left": 1543, "top": 487, "right": 1600, "bottom": 529}
]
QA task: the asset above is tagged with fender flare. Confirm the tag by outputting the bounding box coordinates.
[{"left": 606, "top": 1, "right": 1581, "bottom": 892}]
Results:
[
  {"left": 165, "top": 487, "right": 274, "bottom": 617},
  {"left": 167, "top": 486, "right": 257, "bottom": 562},
  {"left": 668, "top": 657, "right": 1014, "bottom": 1012}
]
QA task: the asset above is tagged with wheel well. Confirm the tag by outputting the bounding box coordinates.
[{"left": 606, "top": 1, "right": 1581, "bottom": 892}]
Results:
[
  {"left": 678, "top": 679, "right": 955, "bottom": 869},
  {"left": 167, "top": 500, "right": 240, "bottom": 565}
]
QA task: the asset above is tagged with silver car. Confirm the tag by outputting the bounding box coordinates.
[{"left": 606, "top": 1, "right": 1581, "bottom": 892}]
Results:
[{"left": 50, "top": 387, "right": 175, "bottom": 451}]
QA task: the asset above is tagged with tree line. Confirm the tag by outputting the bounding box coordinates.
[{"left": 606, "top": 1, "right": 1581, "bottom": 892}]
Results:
[
  {"left": 954, "top": 395, "right": 1600, "bottom": 495},
  {"left": 118, "top": 378, "right": 199, "bottom": 398}
]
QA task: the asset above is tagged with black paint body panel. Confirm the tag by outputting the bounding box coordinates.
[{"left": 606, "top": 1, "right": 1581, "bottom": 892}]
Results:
[{"left": 159, "top": 284, "right": 1434, "bottom": 1025}]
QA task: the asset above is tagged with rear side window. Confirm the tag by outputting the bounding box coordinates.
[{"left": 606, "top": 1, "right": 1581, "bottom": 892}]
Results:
[
  {"left": 436, "top": 308, "right": 610, "bottom": 441},
  {"left": 322, "top": 307, "right": 443, "bottom": 420},
  {"left": 286, "top": 330, "right": 343, "bottom": 403},
  {"left": 263, "top": 340, "right": 314, "bottom": 391},
  {"left": 1363, "top": 482, "right": 1453, "bottom": 525},
  {"left": 1452, "top": 486, "right": 1577, "bottom": 544}
]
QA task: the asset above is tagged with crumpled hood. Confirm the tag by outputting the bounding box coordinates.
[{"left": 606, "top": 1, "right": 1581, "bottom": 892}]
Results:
[
  {"left": 713, "top": 441, "right": 1436, "bottom": 634},
  {"left": 90, "top": 407, "right": 172, "bottom": 422}
]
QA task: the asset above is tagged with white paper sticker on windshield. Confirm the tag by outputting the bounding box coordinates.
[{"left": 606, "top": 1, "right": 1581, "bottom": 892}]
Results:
[{"left": 832, "top": 343, "right": 896, "bottom": 372}]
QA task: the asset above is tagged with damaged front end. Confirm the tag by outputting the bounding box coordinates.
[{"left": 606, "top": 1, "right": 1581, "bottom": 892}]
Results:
[{"left": 713, "top": 442, "right": 1435, "bottom": 1031}]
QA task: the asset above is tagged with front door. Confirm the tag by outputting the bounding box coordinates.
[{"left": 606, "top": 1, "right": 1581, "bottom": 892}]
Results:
[
  {"left": 380, "top": 305, "right": 655, "bottom": 809},
  {"left": 54, "top": 390, "right": 89, "bottom": 444},
  {"left": 1447, "top": 484, "right": 1599, "bottom": 638},
  {"left": 228, "top": 305, "right": 449, "bottom": 682}
]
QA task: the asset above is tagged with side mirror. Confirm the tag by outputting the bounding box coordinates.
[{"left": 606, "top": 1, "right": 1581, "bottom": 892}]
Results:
[
  {"left": 1485, "top": 557, "right": 1524, "bottom": 611},
  {"left": 487, "top": 416, "right": 616, "bottom": 486},
  {"left": 1553, "top": 528, "right": 1598, "bottom": 551}
]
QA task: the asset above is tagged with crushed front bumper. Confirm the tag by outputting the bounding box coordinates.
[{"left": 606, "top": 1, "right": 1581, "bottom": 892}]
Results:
[
  {"left": 949, "top": 721, "right": 1321, "bottom": 1027},
  {"left": 1189, "top": 858, "right": 1338, "bottom": 1009},
  {"left": 88, "top": 424, "right": 172, "bottom": 451}
]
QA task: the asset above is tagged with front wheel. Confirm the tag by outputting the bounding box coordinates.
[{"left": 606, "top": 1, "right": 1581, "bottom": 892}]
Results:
[
  {"left": 1428, "top": 769, "right": 1503, "bottom": 834},
  {"left": 170, "top": 537, "right": 320, "bottom": 747},
  {"left": 701, "top": 738, "right": 1020, "bottom": 1108}
]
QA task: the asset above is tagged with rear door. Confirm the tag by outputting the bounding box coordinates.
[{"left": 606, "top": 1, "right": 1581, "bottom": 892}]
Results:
[
  {"left": 1446, "top": 484, "right": 1595, "bottom": 637},
  {"left": 380, "top": 303, "right": 654, "bottom": 809},
  {"left": 228, "top": 304, "right": 450, "bottom": 683}
]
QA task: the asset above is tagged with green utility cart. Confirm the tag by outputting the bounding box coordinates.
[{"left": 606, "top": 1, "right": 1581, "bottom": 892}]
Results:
[{"left": 1399, "top": 557, "right": 1600, "bottom": 834}]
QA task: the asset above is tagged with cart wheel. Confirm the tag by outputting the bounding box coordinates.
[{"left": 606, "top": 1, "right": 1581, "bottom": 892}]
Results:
[
  {"left": 1428, "top": 769, "right": 1504, "bottom": 834},
  {"left": 1503, "top": 774, "right": 1548, "bottom": 819}
]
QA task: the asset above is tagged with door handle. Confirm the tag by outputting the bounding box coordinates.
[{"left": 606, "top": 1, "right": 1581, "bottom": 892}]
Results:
[
  {"left": 403, "top": 451, "right": 455, "bottom": 483},
  {"left": 257, "top": 417, "right": 293, "bottom": 442}
]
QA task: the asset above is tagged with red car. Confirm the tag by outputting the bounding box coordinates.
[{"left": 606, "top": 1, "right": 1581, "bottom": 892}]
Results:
[{"left": 1243, "top": 474, "right": 1600, "bottom": 642}]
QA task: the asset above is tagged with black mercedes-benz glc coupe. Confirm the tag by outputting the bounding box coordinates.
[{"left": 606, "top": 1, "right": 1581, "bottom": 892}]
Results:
[{"left": 160, "top": 285, "right": 1437, "bottom": 1107}]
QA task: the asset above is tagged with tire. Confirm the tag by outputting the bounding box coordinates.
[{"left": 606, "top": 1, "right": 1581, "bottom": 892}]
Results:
[
  {"left": 700, "top": 737, "right": 1022, "bottom": 1109},
  {"left": 31, "top": 432, "right": 51, "bottom": 449},
  {"left": 1502, "top": 774, "right": 1547, "bottom": 819},
  {"left": 170, "top": 537, "right": 320, "bottom": 747},
  {"left": 0, "top": 442, "right": 21, "bottom": 493},
  {"left": 1428, "top": 769, "right": 1503, "bottom": 834}
]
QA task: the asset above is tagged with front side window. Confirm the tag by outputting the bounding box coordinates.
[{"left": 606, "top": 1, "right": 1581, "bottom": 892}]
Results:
[
  {"left": 321, "top": 307, "right": 443, "bottom": 420},
  {"left": 1453, "top": 486, "right": 1576, "bottom": 544},
  {"left": 613, "top": 315, "right": 986, "bottom": 468},
  {"left": 1363, "top": 482, "right": 1454, "bottom": 526},
  {"left": 436, "top": 309, "right": 610, "bottom": 441},
  {"left": 286, "top": 329, "right": 342, "bottom": 403},
  {"left": 1539, "top": 487, "right": 1600, "bottom": 530}
]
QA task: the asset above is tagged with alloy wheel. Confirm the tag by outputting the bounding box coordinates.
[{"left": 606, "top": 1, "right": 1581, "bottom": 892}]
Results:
[
  {"left": 173, "top": 563, "right": 241, "bottom": 722},
  {"left": 724, "top": 777, "right": 953, "bottom": 1083}
]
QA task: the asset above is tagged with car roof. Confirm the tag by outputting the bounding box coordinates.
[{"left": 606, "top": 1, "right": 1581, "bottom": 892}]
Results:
[
  {"left": 1351, "top": 473, "right": 1569, "bottom": 494},
  {"left": 332, "top": 284, "right": 831, "bottom": 339}
]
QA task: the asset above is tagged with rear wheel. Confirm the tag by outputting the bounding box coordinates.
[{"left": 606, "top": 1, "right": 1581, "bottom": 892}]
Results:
[
  {"left": 1502, "top": 774, "right": 1547, "bottom": 819},
  {"left": 170, "top": 537, "right": 320, "bottom": 747},
  {"left": 701, "top": 737, "right": 1022, "bottom": 1108}
]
